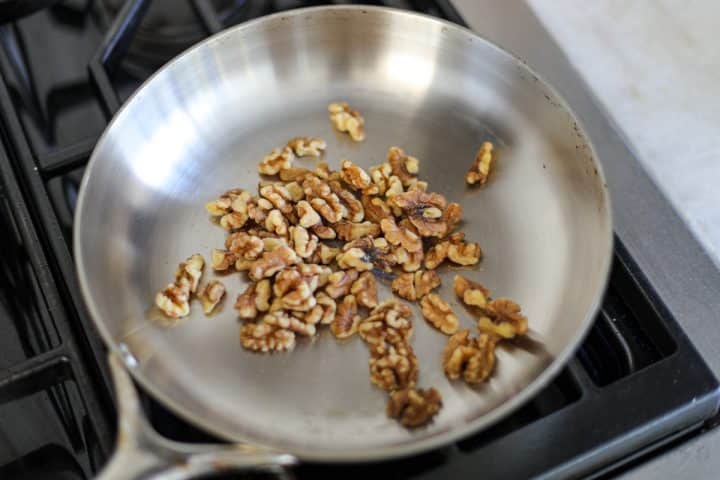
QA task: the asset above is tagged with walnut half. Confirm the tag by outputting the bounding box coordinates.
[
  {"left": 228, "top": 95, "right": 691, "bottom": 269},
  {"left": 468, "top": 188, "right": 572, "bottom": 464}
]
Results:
[
  {"left": 240, "top": 322, "right": 295, "bottom": 353},
  {"left": 328, "top": 102, "right": 365, "bottom": 141},
  {"left": 466, "top": 141, "right": 494, "bottom": 185},
  {"left": 386, "top": 387, "right": 442, "bottom": 428},
  {"left": 420, "top": 293, "right": 459, "bottom": 335},
  {"left": 443, "top": 329, "right": 496, "bottom": 384},
  {"left": 391, "top": 270, "right": 441, "bottom": 302},
  {"left": 199, "top": 280, "right": 226, "bottom": 314}
]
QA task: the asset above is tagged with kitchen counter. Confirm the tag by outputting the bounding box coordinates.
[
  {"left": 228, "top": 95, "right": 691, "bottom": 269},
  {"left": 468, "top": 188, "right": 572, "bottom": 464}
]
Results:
[{"left": 452, "top": 0, "right": 720, "bottom": 477}]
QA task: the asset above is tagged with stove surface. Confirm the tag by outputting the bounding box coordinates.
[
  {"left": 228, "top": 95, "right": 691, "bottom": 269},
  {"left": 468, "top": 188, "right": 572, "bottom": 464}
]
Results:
[{"left": 0, "top": 1, "right": 717, "bottom": 479}]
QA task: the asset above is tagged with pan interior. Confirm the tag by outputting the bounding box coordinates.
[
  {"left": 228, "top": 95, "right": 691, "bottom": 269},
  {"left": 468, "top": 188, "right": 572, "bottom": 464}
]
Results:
[{"left": 75, "top": 7, "right": 611, "bottom": 460}]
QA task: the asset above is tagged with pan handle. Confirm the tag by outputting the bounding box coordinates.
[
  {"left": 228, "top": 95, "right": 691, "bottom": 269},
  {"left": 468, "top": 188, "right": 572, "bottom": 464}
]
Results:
[{"left": 97, "top": 352, "right": 297, "bottom": 480}]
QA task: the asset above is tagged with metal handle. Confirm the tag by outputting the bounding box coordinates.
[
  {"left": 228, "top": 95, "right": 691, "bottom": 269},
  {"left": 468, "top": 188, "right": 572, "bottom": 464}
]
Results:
[{"left": 97, "top": 352, "right": 297, "bottom": 480}]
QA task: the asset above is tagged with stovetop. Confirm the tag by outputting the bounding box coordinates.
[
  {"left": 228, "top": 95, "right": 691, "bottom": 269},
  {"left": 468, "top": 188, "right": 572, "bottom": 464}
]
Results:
[{"left": 0, "top": 1, "right": 717, "bottom": 479}]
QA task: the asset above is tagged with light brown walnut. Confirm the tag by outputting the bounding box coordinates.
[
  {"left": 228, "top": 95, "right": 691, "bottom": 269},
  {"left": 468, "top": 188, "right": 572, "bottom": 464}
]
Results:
[
  {"left": 361, "top": 195, "right": 391, "bottom": 223},
  {"left": 199, "top": 280, "right": 226, "bottom": 314},
  {"left": 386, "top": 387, "right": 442, "bottom": 428},
  {"left": 351, "top": 271, "right": 379, "bottom": 308},
  {"left": 296, "top": 200, "right": 322, "bottom": 228},
  {"left": 263, "top": 311, "right": 316, "bottom": 337},
  {"left": 334, "top": 220, "right": 380, "bottom": 242},
  {"left": 258, "top": 146, "right": 294, "bottom": 175},
  {"left": 420, "top": 293, "right": 458, "bottom": 335},
  {"left": 225, "top": 232, "right": 263, "bottom": 260},
  {"left": 387, "top": 147, "right": 419, "bottom": 187},
  {"left": 477, "top": 298, "right": 529, "bottom": 339},
  {"left": 442, "top": 329, "right": 496, "bottom": 384},
  {"left": 287, "top": 136, "right": 326, "bottom": 157},
  {"left": 453, "top": 275, "right": 490, "bottom": 308},
  {"left": 390, "top": 189, "right": 448, "bottom": 238},
  {"left": 328, "top": 102, "right": 365, "bottom": 141},
  {"left": 324, "top": 269, "right": 359, "bottom": 299},
  {"left": 366, "top": 162, "right": 392, "bottom": 196},
  {"left": 205, "top": 189, "right": 250, "bottom": 217},
  {"left": 248, "top": 246, "right": 298, "bottom": 281},
  {"left": 380, "top": 217, "right": 422, "bottom": 253},
  {"left": 235, "top": 279, "right": 271, "bottom": 319},
  {"left": 336, "top": 247, "right": 373, "bottom": 272},
  {"left": 311, "top": 223, "right": 336, "bottom": 240},
  {"left": 278, "top": 167, "right": 311, "bottom": 182},
  {"left": 289, "top": 226, "right": 318, "bottom": 259},
  {"left": 240, "top": 322, "right": 295, "bottom": 352},
  {"left": 368, "top": 342, "right": 418, "bottom": 391},
  {"left": 392, "top": 246, "right": 424, "bottom": 272},
  {"left": 174, "top": 254, "right": 204, "bottom": 294},
  {"left": 304, "top": 292, "right": 336, "bottom": 325},
  {"left": 330, "top": 294, "right": 361, "bottom": 339},
  {"left": 340, "top": 159, "right": 372, "bottom": 191},
  {"left": 391, "top": 270, "right": 441, "bottom": 302},
  {"left": 264, "top": 209, "right": 288, "bottom": 237},
  {"left": 259, "top": 183, "right": 294, "bottom": 215},
  {"left": 328, "top": 180, "right": 364, "bottom": 222},
  {"left": 155, "top": 283, "right": 190, "bottom": 319},
  {"left": 307, "top": 243, "right": 339, "bottom": 265},
  {"left": 466, "top": 141, "right": 494, "bottom": 185}
]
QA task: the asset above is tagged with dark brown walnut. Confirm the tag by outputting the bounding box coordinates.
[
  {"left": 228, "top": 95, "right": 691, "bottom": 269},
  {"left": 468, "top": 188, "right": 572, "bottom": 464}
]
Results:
[
  {"left": 340, "top": 159, "right": 372, "bottom": 191},
  {"left": 368, "top": 341, "right": 418, "bottom": 391},
  {"left": 324, "top": 269, "right": 359, "bottom": 299},
  {"left": 263, "top": 311, "right": 316, "bottom": 337},
  {"left": 328, "top": 180, "right": 364, "bottom": 222},
  {"left": 225, "top": 232, "right": 264, "bottom": 260},
  {"left": 477, "top": 298, "right": 529, "bottom": 339},
  {"left": 391, "top": 270, "right": 441, "bottom": 302},
  {"left": 390, "top": 189, "right": 448, "bottom": 238},
  {"left": 466, "top": 141, "right": 494, "bottom": 186},
  {"left": 351, "top": 271, "right": 379, "bottom": 308},
  {"left": 287, "top": 137, "right": 326, "bottom": 157},
  {"left": 248, "top": 246, "right": 299, "bottom": 281},
  {"left": 240, "top": 322, "right": 295, "bottom": 352},
  {"left": 380, "top": 217, "right": 422, "bottom": 253},
  {"left": 387, "top": 147, "right": 420, "bottom": 187},
  {"left": 361, "top": 195, "right": 392, "bottom": 223},
  {"left": 334, "top": 220, "right": 380, "bottom": 242},
  {"left": 420, "top": 293, "right": 459, "bottom": 335},
  {"left": 199, "top": 280, "right": 226, "bottom": 314},
  {"left": 442, "top": 329, "right": 497, "bottom": 384},
  {"left": 386, "top": 387, "right": 442, "bottom": 428},
  {"left": 330, "top": 294, "right": 361, "bottom": 338},
  {"left": 258, "top": 146, "right": 294, "bottom": 175},
  {"left": 234, "top": 279, "right": 272, "bottom": 319},
  {"left": 453, "top": 275, "right": 491, "bottom": 308}
]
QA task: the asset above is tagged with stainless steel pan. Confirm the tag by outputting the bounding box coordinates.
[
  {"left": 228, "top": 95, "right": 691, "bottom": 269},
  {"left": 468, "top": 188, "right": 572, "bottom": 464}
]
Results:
[{"left": 74, "top": 6, "right": 613, "bottom": 478}]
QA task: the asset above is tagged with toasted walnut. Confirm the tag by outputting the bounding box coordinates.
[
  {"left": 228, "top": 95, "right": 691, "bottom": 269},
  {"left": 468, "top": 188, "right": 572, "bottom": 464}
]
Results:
[
  {"left": 328, "top": 180, "right": 364, "bottom": 222},
  {"left": 244, "top": 197, "right": 271, "bottom": 225},
  {"left": 235, "top": 280, "right": 271, "bottom": 319},
  {"left": 248, "top": 246, "right": 298, "bottom": 281},
  {"left": 380, "top": 217, "right": 422, "bottom": 253},
  {"left": 391, "top": 270, "right": 441, "bottom": 301},
  {"left": 205, "top": 189, "right": 250, "bottom": 217},
  {"left": 258, "top": 146, "right": 294, "bottom": 175},
  {"left": 392, "top": 246, "right": 424, "bottom": 272},
  {"left": 365, "top": 163, "right": 392, "bottom": 196},
  {"left": 351, "top": 271, "right": 378, "bottom": 308},
  {"left": 334, "top": 220, "right": 380, "bottom": 241},
  {"left": 340, "top": 159, "right": 372, "bottom": 190},
  {"left": 303, "top": 176, "right": 346, "bottom": 221},
  {"left": 385, "top": 175, "right": 404, "bottom": 203},
  {"left": 390, "top": 189, "right": 448, "bottom": 238},
  {"left": 443, "top": 329, "right": 496, "bottom": 384},
  {"left": 477, "top": 298, "right": 528, "bottom": 339},
  {"left": 387, "top": 388, "right": 442, "bottom": 428},
  {"left": 328, "top": 102, "right": 365, "bottom": 141},
  {"left": 336, "top": 247, "right": 373, "bottom": 272},
  {"left": 307, "top": 243, "right": 339, "bottom": 265},
  {"left": 225, "top": 232, "right": 264, "bottom": 260},
  {"left": 453, "top": 275, "right": 490, "bottom": 308},
  {"left": 261, "top": 237, "right": 288, "bottom": 252},
  {"left": 259, "top": 184, "right": 293, "bottom": 214},
  {"left": 369, "top": 342, "right": 418, "bottom": 391},
  {"left": 387, "top": 147, "right": 419, "bottom": 187},
  {"left": 295, "top": 200, "right": 321, "bottom": 228},
  {"left": 310, "top": 223, "right": 336, "bottom": 240},
  {"left": 447, "top": 240, "right": 482, "bottom": 266},
  {"left": 289, "top": 226, "right": 318, "bottom": 259},
  {"left": 199, "top": 280, "right": 225, "bottom": 314},
  {"left": 444, "top": 202, "right": 462, "bottom": 234},
  {"left": 424, "top": 241, "right": 450, "bottom": 270},
  {"left": 296, "top": 263, "right": 331, "bottom": 290},
  {"left": 314, "top": 292, "right": 337, "bottom": 324},
  {"left": 240, "top": 322, "right": 295, "bottom": 352},
  {"left": 466, "top": 141, "right": 494, "bottom": 185},
  {"left": 279, "top": 167, "right": 311, "bottom": 182},
  {"left": 420, "top": 294, "right": 458, "bottom": 335},
  {"left": 361, "top": 195, "right": 391, "bottom": 223},
  {"left": 325, "top": 269, "right": 359, "bottom": 299},
  {"left": 287, "top": 137, "right": 326, "bottom": 157},
  {"left": 263, "top": 311, "right": 316, "bottom": 337},
  {"left": 264, "top": 209, "right": 288, "bottom": 237},
  {"left": 339, "top": 236, "right": 394, "bottom": 273},
  {"left": 175, "top": 254, "right": 204, "bottom": 294},
  {"left": 155, "top": 283, "right": 190, "bottom": 319},
  {"left": 219, "top": 211, "right": 248, "bottom": 231},
  {"left": 330, "top": 295, "right": 361, "bottom": 338},
  {"left": 358, "top": 300, "right": 414, "bottom": 345},
  {"left": 309, "top": 197, "right": 344, "bottom": 225},
  {"left": 315, "top": 162, "right": 332, "bottom": 179}
]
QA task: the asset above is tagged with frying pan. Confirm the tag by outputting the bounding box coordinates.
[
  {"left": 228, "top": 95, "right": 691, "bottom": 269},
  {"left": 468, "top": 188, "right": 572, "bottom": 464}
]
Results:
[{"left": 74, "top": 6, "right": 613, "bottom": 479}]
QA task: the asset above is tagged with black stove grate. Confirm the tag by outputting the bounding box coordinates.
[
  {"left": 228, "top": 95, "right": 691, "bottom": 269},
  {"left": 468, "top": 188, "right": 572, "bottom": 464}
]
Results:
[{"left": 0, "top": 1, "right": 717, "bottom": 479}]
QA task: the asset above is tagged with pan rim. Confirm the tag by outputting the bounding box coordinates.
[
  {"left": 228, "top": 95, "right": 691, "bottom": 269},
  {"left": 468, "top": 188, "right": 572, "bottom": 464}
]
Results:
[{"left": 74, "top": 4, "right": 613, "bottom": 462}]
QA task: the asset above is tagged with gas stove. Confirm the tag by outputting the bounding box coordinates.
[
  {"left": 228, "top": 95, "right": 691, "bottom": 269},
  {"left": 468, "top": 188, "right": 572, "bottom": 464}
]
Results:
[{"left": 0, "top": 1, "right": 717, "bottom": 479}]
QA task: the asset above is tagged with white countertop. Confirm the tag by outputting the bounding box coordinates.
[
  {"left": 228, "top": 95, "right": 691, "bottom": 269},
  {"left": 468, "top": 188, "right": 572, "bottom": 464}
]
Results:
[{"left": 526, "top": 0, "right": 720, "bottom": 265}]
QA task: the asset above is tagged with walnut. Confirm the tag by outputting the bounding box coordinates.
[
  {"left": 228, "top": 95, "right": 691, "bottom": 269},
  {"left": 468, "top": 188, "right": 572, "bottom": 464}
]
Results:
[
  {"left": 263, "top": 311, "right": 316, "bottom": 337},
  {"left": 289, "top": 226, "right": 318, "bottom": 259},
  {"left": 453, "top": 275, "right": 490, "bottom": 308},
  {"left": 175, "top": 254, "right": 204, "bottom": 294},
  {"left": 361, "top": 195, "right": 391, "bottom": 223},
  {"left": 366, "top": 162, "right": 392, "bottom": 196},
  {"left": 310, "top": 198, "right": 344, "bottom": 224},
  {"left": 247, "top": 197, "right": 273, "bottom": 224},
  {"left": 340, "top": 159, "right": 372, "bottom": 191},
  {"left": 368, "top": 342, "right": 418, "bottom": 391},
  {"left": 199, "top": 280, "right": 225, "bottom": 314},
  {"left": 330, "top": 295, "right": 361, "bottom": 338},
  {"left": 311, "top": 223, "right": 336, "bottom": 240},
  {"left": 248, "top": 246, "right": 298, "bottom": 281},
  {"left": 279, "top": 167, "right": 311, "bottom": 182},
  {"left": 264, "top": 209, "right": 288, "bottom": 237},
  {"left": 219, "top": 211, "right": 248, "bottom": 231},
  {"left": 424, "top": 241, "right": 449, "bottom": 270},
  {"left": 477, "top": 298, "right": 528, "bottom": 339},
  {"left": 444, "top": 202, "right": 462, "bottom": 234},
  {"left": 205, "top": 189, "right": 250, "bottom": 217},
  {"left": 296, "top": 200, "right": 321, "bottom": 228},
  {"left": 240, "top": 322, "right": 295, "bottom": 352},
  {"left": 235, "top": 279, "right": 272, "bottom": 319},
  {"left": 328, "top": 180, "right": 364, "bottom": 222},
  {"left": 385, "top": 175, "right": 404, "bottom": 203},
  {"left": 341, "top": 236, "right": 395, "bottom": 272},
  {"left": 155, "top": 283, "right": 190, "bottom": 319},
  {"left": 272, "top": 269, "right": 316, "bottom": 312},
  {"left": 359, "top": 300, "right": 414, "bottom": 345},
  {"left": 392, "top": 246, "right": 424, "bottom": 272},
  {"left": 442, "top": 329, "right": 496, "bottom": 384},
  {"left": 225, "top": 232, "right": 264, "bottom": 260},
  {"left": 390, "top": 189, "right": 448, "bottom": 237},
  {"left": 283, "top": 181, "right": 304, "bottom": 202},
  {"left": 325, "top": 269, "right": 359, "bottom": 299},
  {"left": 466, "top": 141, "right": 494, "bottom": 185},
  {"left": 447, "top": 240, "right": 482, "bottom": 266},
  {"left": 259, "top": 184, "right": 293, "bottom": 215},
  {"left": 287, "top": 137, "right": 326, "bottom": 157},
  {"left": 420, "top": 294, "right": 458, "bottom": 335},
  {"left": 314, "top": 161, "right": 332, "bottom": 180},
  {"left": 336, "top": 247, "right": 373, "bottom": 271},
  {"left": 334, "top": 220, "right": 380, "bottom": 241},
  {"left": 380, "top": 217, "right": 422, "bottom": 252},
  {"left": 351, "top": 271, "right": 378, "bottom": 308},
  {"left": 387, "top": 147, "right": 419, "bottom": 187},
  {"left": 258, "top": 146, "right": 294, "bottom": 175},
  {"left": 262, "top": 236, "right": 288, "bottom": 252},
  {"left": 386, "top": 388, "right": 442, "bottom": 428},
  {"left": 391, "top": 271, "right": 441, "bottom": 301},
  {"left": 307, "top": 243, "right": 339, "bottom": 265},
  {"left": 296, "top": 263, "right": 332, "bottom": 290},
  {"left": 311, "top": 292, "right": 337, "bottom": 324},
  {"left": 328, "top": 102, "right": 365, "bottom": 141}
]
